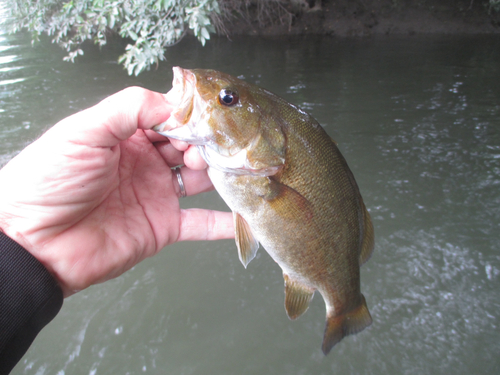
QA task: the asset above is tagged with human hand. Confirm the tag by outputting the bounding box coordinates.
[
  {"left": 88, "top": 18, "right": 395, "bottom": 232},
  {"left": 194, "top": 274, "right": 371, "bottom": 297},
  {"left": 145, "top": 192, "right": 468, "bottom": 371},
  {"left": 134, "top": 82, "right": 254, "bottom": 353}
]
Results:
[{"left": 0, "top": 87, "right": 234, "bottom": 297}]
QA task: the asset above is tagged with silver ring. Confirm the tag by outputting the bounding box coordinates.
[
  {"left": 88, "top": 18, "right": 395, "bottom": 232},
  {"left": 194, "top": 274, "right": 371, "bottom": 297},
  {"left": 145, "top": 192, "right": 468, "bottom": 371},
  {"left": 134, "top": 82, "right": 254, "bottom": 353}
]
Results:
[{"left": 174, "top": 166, "right": 187, "bottom": 198}]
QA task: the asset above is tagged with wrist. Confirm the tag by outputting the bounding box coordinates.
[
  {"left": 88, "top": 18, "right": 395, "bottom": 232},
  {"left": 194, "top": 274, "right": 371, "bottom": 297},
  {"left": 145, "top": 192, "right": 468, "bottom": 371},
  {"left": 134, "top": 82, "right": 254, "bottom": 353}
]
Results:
[
  {"left": 0, "top": 214, "right": 33, "bottom": 256},
  {"left": 0, "top": 212, "right": 59, "bottom": 285}
]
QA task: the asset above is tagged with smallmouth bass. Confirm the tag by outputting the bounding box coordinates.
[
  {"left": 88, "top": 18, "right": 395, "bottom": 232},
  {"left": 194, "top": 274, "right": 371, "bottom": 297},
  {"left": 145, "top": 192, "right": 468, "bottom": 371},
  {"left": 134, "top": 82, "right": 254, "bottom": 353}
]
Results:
[{"left": 155, "top": 67, "right": 375, "bottom": 354}]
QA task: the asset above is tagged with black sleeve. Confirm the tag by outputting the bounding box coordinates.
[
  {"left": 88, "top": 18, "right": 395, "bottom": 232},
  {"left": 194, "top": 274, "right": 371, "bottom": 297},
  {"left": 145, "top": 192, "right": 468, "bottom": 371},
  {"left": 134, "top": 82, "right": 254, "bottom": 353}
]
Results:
[{"left": 0, "top": 232, "right": 63, "bottom": 375}]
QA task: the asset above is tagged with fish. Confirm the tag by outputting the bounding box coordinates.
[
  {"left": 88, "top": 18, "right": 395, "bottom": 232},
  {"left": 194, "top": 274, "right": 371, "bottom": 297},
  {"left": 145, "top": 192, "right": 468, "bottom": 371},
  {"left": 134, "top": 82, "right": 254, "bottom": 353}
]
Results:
[{"left": 155, "top": 67, "right": 374, "bottom": 354}]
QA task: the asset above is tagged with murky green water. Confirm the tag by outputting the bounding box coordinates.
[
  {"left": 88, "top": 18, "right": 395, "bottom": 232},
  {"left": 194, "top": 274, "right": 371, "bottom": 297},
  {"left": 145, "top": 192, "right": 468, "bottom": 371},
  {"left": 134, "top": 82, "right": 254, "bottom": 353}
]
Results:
[{"left": 2, "top": 4, "right": 500, "bottom": 374}]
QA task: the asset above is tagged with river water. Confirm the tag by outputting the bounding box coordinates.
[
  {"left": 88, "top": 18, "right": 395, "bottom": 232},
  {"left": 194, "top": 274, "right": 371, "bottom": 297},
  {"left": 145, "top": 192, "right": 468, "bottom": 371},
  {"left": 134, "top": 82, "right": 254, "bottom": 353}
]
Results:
[{"left": 1, "top": 4, "right": 500, "bottom": 375}]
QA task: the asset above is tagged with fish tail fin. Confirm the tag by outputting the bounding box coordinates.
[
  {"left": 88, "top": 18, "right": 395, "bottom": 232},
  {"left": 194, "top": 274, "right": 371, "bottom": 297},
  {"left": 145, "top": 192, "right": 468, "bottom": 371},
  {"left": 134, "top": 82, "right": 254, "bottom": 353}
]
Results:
[{"left": 321, "top": 294, "right": 372, "bottom": 355}]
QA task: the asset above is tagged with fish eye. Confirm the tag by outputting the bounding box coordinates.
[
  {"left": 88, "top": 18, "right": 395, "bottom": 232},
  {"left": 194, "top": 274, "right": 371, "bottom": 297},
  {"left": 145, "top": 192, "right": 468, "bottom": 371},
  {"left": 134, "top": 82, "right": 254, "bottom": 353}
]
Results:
[{"left": 218, "top": 89, "right": 239, "bottom": 106}]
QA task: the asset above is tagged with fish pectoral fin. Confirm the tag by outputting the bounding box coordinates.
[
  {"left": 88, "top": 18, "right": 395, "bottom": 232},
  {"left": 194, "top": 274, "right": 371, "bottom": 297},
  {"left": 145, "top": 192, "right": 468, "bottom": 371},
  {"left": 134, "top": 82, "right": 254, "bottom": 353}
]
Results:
[
  {"left": 284, "top": 274, "right": 315, "bottom": 320},
  {"left": 322, "top": 294, "right": 372, "bottom": 355},
  {"left": 261, "top": 179, "right": 314, "bottom": 221},
  {"left": 234, "top": 212, "right": 259, "bottom": 268},
  {"left": 359, "top": 203, "right": 375, "bottom": 266}
]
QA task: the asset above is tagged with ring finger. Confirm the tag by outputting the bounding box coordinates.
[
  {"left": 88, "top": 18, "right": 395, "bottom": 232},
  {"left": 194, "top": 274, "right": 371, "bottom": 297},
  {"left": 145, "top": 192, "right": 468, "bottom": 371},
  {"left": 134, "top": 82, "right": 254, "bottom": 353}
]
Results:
[{"left": 171, "top": 166, "right": 214, "bottom": 198}]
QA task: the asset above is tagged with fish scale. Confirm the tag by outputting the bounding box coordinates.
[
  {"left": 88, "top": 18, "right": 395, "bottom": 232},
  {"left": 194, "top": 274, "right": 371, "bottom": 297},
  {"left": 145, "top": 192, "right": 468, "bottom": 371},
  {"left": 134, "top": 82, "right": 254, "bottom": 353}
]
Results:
[{"left": 155, "top": 67, "right": 374, "bottom": 354}]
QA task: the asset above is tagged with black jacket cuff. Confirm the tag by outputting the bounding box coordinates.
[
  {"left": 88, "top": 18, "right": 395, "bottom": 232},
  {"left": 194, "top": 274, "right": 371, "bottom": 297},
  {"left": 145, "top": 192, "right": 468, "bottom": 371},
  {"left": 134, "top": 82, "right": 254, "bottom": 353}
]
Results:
[{"left": 0, "top": 232, "right": 63, "bottom": 375}]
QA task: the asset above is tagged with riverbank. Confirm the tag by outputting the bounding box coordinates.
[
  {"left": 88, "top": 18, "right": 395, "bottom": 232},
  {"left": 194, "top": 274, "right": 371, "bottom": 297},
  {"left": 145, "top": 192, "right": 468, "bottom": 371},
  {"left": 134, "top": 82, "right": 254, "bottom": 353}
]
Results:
[{"left": 223, "top": 0, "right": 500, "bottom": 36}]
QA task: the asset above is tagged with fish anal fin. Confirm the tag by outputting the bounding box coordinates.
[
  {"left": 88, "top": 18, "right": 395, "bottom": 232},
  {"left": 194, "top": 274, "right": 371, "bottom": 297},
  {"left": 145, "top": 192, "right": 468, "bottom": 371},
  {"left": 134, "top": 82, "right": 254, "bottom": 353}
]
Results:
[
  {"left": 322, "top": 294, "right": 372, "bottom": 355},
  {"left": 234, "top": 212, "right": 259, "bottom": 268},
  {"left": 359, "top": 203, "right": 375, "bottom": 266},
  {"left": 284, "top": 274, "right": 315, "bottom": 320}
]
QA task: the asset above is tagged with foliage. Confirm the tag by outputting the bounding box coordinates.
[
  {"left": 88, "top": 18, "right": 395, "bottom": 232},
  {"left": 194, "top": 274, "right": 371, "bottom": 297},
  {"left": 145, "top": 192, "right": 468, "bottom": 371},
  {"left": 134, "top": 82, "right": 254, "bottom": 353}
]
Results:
[
  {"left": 8, "top": 0, "right": 219, "bottom": 76},
  {"left": 490, "top": 0, "right": 500, "bottom": 12}
]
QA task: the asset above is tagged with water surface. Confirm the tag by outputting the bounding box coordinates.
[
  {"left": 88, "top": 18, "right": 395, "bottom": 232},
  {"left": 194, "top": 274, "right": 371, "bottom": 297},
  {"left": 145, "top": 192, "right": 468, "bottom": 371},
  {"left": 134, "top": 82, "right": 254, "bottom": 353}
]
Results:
[{"left": 1, "top": 6, "right": 499, "bottom": 374}]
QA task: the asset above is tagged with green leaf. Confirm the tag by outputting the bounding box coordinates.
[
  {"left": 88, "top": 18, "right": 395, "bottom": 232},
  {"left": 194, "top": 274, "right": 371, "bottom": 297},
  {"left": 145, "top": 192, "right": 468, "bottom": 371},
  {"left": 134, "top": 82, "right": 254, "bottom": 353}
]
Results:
[
  {"left": 8, "top": 0, "right": 218, "bottom": 75},
  {"left": 200, "top": 26, "right": 210, "bottom": 40},
  {"left": 128, "top": 30, "right": 138, "bottom": 40}
]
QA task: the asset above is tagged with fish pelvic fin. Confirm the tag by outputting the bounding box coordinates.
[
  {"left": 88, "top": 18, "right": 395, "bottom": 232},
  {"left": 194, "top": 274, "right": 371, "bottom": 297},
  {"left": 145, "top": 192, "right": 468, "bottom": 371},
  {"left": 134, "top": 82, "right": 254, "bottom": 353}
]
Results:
[
  {"left": 359, "top": 203, "right": 375, "bottom": 266},
  {"left": 284, "top": 274, "right": 315, "bottom": 320},
  {"left": 322, "top": 294, "right": 372, "bottom": 355},
  {"left": 234, "top": 212, "right": 259, "bottom": 268}
]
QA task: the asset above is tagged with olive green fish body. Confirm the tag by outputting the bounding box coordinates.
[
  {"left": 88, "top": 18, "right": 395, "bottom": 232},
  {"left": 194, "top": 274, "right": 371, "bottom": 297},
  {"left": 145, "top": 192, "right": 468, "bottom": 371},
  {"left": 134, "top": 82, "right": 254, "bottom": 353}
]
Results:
[{"left": 156, "top": 67, "right": 374, "bottom": 354}]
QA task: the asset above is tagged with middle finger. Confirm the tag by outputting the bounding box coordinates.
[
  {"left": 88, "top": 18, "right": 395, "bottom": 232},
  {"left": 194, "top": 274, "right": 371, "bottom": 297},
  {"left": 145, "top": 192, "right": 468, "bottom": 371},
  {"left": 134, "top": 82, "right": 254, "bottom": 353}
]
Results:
[{"left": 155, "top": 141, "right": 184, "bottom": 167}]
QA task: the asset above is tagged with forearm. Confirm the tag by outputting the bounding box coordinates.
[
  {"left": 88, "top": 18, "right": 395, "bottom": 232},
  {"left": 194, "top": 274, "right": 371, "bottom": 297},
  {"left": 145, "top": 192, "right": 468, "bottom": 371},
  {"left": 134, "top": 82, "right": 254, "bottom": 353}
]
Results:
[{"left": 0, "top": 232, "right": 63, "bottom": 375}]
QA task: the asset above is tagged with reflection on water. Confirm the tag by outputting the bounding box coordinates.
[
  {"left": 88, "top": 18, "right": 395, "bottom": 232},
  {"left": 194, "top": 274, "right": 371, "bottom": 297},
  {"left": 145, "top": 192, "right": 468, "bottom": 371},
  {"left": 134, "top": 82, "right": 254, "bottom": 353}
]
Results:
[
  {"left": 1, "top": 5, "right": 500, "bottom": 374},
  {"left": 0, "top": 6, "right": 25, "bottom": 96}
]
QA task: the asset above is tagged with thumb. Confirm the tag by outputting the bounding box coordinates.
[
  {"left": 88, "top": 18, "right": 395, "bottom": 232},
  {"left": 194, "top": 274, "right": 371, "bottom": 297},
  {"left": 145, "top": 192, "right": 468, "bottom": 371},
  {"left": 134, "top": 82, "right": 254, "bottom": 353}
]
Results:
[{"left": 47, "top": 87, "right": 173, "bottom": 148}]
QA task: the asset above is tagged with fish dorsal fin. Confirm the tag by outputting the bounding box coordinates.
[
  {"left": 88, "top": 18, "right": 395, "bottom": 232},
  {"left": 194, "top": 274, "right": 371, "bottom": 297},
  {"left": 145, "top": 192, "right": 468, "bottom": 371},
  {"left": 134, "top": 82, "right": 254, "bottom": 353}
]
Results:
[
  {"left": 359, "top": 203, "right": 374, "bottom": 266},
  {"left": 234, "top": 212, "right": 259, "bottom": 268},
  {"left": 284, "top": 274, "right": 315, "bottom": 320}
]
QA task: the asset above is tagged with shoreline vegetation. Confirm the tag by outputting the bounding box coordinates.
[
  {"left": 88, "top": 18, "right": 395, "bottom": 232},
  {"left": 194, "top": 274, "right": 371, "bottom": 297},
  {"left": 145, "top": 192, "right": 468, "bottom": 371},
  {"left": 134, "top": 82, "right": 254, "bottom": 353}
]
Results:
[{"left": 7, "top": 0, "right": 500, "bottom": 75}]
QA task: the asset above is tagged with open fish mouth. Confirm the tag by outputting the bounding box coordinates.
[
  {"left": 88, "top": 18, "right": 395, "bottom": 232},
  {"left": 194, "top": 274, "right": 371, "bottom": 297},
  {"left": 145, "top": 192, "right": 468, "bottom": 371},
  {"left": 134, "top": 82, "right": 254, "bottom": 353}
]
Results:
[
  {"left": 154, "top": 67, "right": 286, "bottom": 177},
  {"left": 154, "top": 67, "right": 209, "bottom": 145}
]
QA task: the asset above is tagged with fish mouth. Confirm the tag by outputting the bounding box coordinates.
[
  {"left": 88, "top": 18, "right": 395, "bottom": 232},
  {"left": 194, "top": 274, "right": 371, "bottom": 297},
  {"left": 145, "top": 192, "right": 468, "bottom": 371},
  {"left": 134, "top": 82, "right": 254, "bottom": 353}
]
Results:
[
  {"left": 155, "top": 67, "right": 284, "bottom": 177},
  {"left": 154, "top": 67, "right": 209, "bottom": 144}
]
